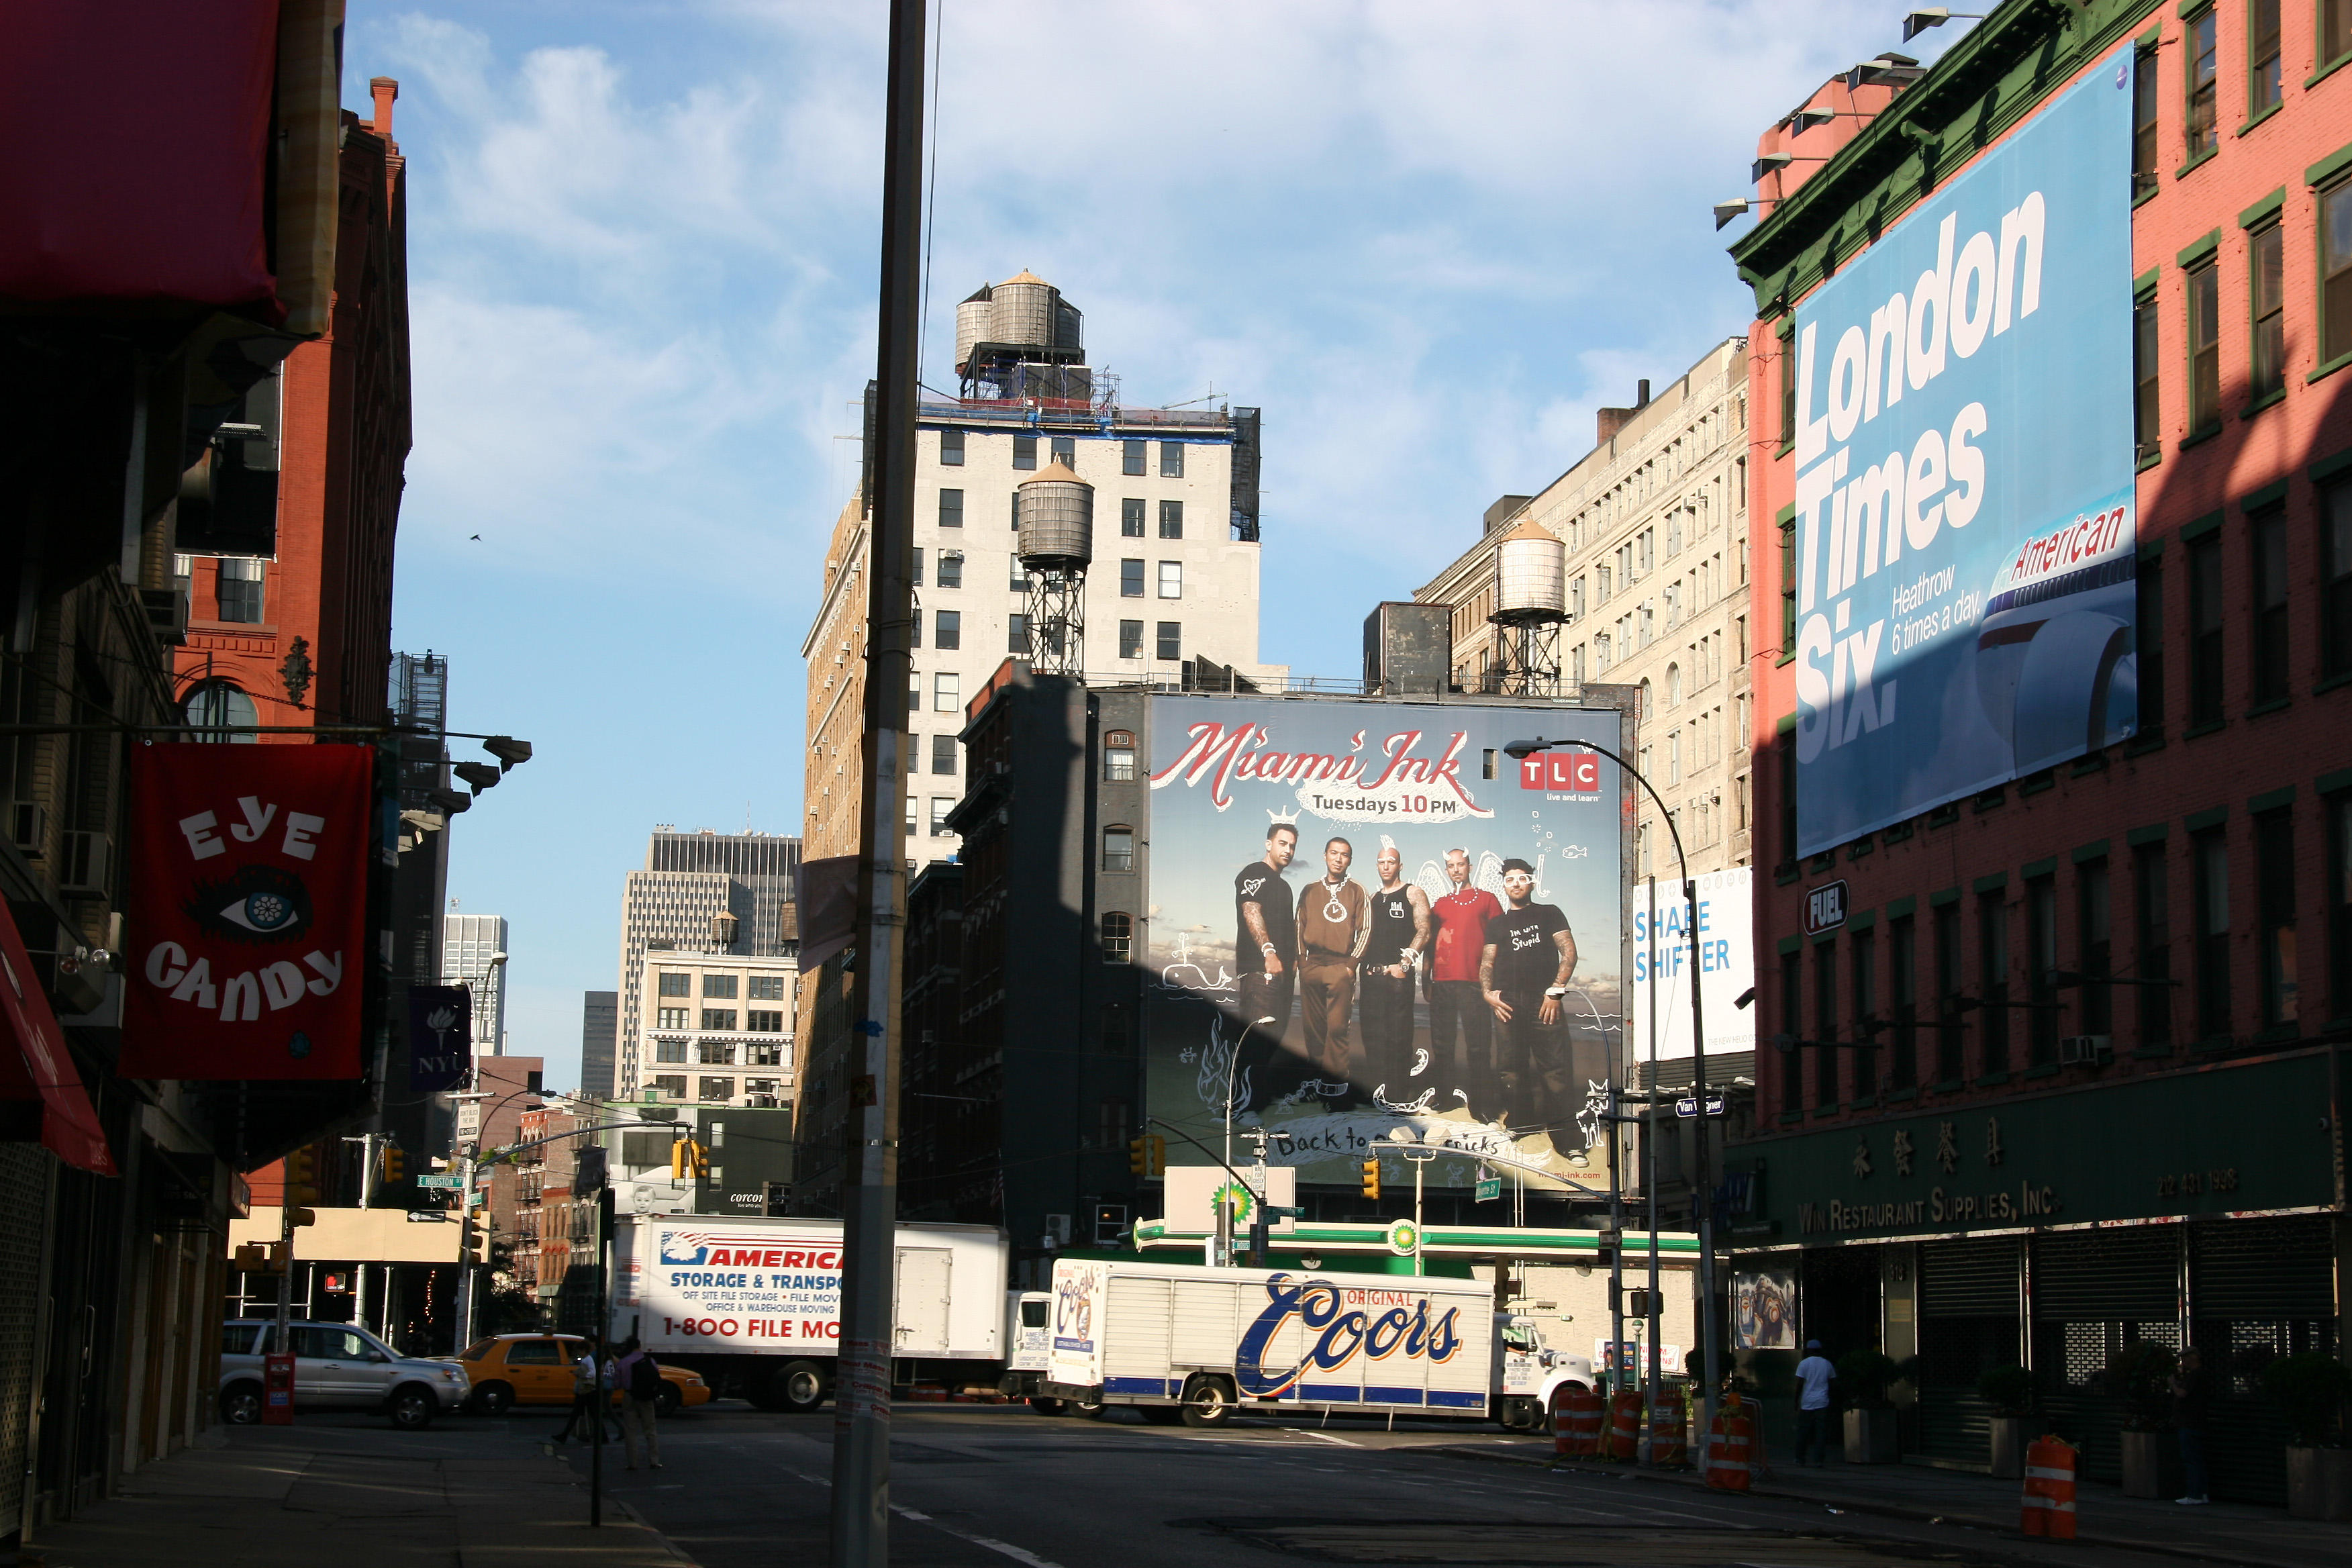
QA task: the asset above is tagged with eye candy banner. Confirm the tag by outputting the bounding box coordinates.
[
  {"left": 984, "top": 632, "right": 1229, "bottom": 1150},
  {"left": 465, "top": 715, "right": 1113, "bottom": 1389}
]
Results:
[{"left": 122, "top": 744, "right": 374, "bottom": 1079}]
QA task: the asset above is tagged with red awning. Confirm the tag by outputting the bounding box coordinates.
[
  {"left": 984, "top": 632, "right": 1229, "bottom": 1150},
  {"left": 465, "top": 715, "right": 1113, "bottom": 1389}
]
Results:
[{"left": 0, "top": 902, "right": 117, "bottom": 1177}]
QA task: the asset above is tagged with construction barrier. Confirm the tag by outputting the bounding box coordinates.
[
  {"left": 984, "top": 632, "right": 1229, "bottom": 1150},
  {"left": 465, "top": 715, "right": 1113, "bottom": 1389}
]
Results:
[
  {"left": 1648, "top": 1396, "right": 1688, "bottom": 1467},
  {"left": 1550, "top": 1384, "right": 1602, "bottom": 1461},
  {"left": 1704, "top": 1411, "right": 1753, "bottom": 1491},
  {"left": 2021, "top": 1434, "right": 2078, "bottom": 1539},
  {"left": 1605, "top": 1391, "right": 1644, "bottom": 1460}
]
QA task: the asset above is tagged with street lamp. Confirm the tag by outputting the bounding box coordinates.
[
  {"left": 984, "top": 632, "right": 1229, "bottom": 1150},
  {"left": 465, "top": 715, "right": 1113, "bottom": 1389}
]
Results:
[
  {"left": 1386, "top": 1126, "right": 1440, "bottom": 1277},
  {"left": 1504, "top": 735, "right": 1725, "bottom": 1459}
]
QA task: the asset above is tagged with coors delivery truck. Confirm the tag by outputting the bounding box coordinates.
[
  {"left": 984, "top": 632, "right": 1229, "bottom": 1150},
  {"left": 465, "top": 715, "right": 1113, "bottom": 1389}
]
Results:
[{"left": 609, "top": 1216, "right": 1038, "bottom": 1412}]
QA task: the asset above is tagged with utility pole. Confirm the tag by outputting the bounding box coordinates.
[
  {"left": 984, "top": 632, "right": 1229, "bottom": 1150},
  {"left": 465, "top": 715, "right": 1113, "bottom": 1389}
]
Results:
[
  {"left": 1606, "top": 1083, "right": 1623, "bottom": 1395},
  {"left": 1643, "top": 877, "right": 1663, "bottom": 1461},
  {"left": 832, "top": 0, "right": 924, "bottom": 1561},
  {"left": 453, "top": 1149, "right": 478, "bottom": 1352}
]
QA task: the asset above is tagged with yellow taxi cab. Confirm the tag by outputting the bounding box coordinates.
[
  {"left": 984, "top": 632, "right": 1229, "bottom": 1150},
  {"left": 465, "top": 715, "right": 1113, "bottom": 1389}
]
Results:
[{"left": 456, "top": 1333, "right": 712, "bottom": 1416}]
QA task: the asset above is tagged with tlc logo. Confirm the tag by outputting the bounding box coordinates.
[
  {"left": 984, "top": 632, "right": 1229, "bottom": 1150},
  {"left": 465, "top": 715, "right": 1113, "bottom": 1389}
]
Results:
[{"left": 1520, "top": 752, "right": 1600, "bottom": 793}]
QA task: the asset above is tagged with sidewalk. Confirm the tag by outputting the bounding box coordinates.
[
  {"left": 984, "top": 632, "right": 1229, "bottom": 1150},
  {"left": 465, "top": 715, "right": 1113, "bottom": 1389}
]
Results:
[
  {"left": 1445, "top": 1436, "right": 2352, "bottom": 1568},
  {"left": 21, "top": 1423, "right": 694, "bottom": 1568}
]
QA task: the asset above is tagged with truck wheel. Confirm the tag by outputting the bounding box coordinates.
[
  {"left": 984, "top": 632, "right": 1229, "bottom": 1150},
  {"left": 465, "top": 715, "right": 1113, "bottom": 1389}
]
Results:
[
  {"left": 1064, "top": 1387, "right": 1104, "bottom": 1420},
  {"left": 1026, "top": 1397, "right": 1064, "bottom": 1416},
  {"left": 1179, "top": 1377, "right": 1235, "bottom": 1429},
  {"left": 775, "top": 1362, "right": 828, "bottom": 1414}
]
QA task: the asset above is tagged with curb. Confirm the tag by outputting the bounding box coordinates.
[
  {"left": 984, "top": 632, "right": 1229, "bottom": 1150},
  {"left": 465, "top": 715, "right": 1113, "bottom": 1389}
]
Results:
[
  {"left": 1423, "top": 1443, "right": 2314, "bottom": 1568},
  {"left": 544, "top": 1444, "right": 704, "bottom": 1567}
]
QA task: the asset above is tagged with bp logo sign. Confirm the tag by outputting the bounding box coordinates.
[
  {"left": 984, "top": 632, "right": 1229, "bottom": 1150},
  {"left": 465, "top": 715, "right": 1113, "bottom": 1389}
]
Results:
[
  {"left": 1212, "top": 1181, "right": 1257, "bottom": 1227},
  {"left": 1385, "top": 1218, "right": 1420, "bottom": 1257}
]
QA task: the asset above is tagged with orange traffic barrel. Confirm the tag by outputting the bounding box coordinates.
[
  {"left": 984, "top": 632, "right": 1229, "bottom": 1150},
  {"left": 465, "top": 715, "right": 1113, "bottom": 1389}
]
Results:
[
  {"left": 1605, "top": 1390, "right": 1644, "bottom": 1460},
  {"left": 2021, "top": 1434, "right": 2078, "bottom": 1538},
  {"left": 1649, "top": 1396, "right": 1688, "bottom": 1467},
  {"left": 1704, "top": 1412, "right": 1754, "bottom": 1491},
  {"left": 1550, "top": 1383, "right": 1602, "bottom": 1461}
]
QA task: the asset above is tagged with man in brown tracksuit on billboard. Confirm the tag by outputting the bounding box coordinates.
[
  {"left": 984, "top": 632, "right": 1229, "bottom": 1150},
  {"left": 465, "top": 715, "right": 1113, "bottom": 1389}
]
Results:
[{"left": 1295, "top": 836, "right": 1369, "bottom": 1084}]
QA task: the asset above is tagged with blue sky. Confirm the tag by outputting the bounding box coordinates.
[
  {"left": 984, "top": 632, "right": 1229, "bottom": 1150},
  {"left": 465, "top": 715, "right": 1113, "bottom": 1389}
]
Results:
[{"left": 354, "top": 1, "right": 1963, "bottom": 1088}]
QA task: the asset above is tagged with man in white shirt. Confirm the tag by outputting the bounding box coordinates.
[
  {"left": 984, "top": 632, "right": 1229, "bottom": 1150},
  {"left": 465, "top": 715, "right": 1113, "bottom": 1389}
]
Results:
[{"left": 1794, "top": 1338, "right": 1836, "bottom": 1466}]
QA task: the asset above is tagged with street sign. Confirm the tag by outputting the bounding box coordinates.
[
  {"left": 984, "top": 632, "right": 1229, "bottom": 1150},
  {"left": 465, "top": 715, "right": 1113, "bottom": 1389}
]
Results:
[
  {"left": 1473, "top": 1177, "right": 1502, "bottom": 1204},
  {"left": 1674, "top": 1093, "right": 1728, "bottom": 1119},
  {"left": 414, "top": 1173, "right": 464, "bottom": 1189}
]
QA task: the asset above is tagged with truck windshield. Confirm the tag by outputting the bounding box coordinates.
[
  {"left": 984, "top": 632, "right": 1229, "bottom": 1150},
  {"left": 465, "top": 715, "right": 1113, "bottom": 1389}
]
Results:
[{"left": 1020, "top": 1301, "right": 1048, "bottom": 1328}]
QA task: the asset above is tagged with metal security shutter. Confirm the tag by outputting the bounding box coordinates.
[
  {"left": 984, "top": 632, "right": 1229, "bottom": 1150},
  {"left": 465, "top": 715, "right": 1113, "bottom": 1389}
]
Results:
[
  {"left": 0, "top": 1147, "right": 49, "bottom": 1537},
  {"left": 2191, "top": 1217, "right": 2333, "bottom": 1317},
  {"left": 2033, "top": 1227, "right": 2178, "bottom": 1320},
  {"left": 1920, "top": 1237, "right": 2019, "bottom": 1316},
  {"left": 1918, "top": 1238, "right": 2020, "bottom": 1463}
]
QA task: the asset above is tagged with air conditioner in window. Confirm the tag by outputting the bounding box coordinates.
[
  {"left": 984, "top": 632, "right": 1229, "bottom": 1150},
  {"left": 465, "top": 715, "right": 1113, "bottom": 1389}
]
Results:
[
  {"left": 1042, "top": 1213, "right": 1071, "bottom": 1247},
  {"left": 140, "top": 587, "right": 189, "bottom": 646},
  {"left": 2058, "top": 1034, "right": 2112, "bottom": 1065},
  {"left": 7, "top": 801, "right": 43, "bottom": 854},
  {"left": 60, "top": 831, "right": 109, "bottom": 893}
]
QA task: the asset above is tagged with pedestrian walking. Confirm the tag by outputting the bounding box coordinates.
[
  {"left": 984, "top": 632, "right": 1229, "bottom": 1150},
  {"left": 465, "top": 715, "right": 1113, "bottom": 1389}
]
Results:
[
  {"left": 1794, "top": 1338, "right": 1836, "bottom": 1467},
  {"left": 554, "top": 1336, "right": 616, "bottom": 1444},
  {"left": 2171, "top": 1346, "right": 2212, "bottom": 1504},
  {"left": 615, "top": 1334, "right": 664, "bottom": 1471}
]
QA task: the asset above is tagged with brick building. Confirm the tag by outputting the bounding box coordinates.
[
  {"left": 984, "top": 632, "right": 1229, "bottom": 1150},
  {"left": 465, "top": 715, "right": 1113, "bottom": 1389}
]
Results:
[{"left": 1730, "top": 0, "right": 2352, "bottom": 1503}]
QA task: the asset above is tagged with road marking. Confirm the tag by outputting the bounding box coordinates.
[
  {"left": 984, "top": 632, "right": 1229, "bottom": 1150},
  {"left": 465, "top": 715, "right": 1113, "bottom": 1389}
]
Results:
[
  {"left": 1297, "top": 1430, "right": 1359, "bottom": 1448},
  {"left": 891, "top": 1504, "right": 1067, "bottom": 1568}
]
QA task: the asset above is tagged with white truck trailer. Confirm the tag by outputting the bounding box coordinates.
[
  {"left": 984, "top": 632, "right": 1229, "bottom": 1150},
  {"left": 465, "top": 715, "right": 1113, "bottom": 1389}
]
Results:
[{"left": 608, "top": 1216, "right": 1042, "bottom": 1412}]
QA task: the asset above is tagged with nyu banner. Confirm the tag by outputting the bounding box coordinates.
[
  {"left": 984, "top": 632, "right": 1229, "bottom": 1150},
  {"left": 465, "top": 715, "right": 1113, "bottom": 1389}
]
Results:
[{"left": 1790, "top": 50, "right": 2137, "bottom": 854}]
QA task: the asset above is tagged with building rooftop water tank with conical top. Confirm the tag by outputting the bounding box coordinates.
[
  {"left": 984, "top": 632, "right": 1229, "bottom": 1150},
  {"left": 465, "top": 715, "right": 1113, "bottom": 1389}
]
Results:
[
  {"left": 990, "top": 270, "right": 1059, "bottom": 353},
  {"left": 954, "top": 285, "right": 993, "bottom": 373},
  {"left": 1016, "top": 461, "right": 1093, "bottom": 569},
  {"left": 1492, "top": 518, "right": 1567, "bottom": 623}
]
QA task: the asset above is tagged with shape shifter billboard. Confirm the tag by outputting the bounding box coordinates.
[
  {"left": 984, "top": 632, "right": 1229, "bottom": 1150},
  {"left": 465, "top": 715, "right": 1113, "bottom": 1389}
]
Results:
[
  {"left": 1789, "top": 50, "right": 2136, "bottom": 855},
  {"left": 1144, "top": 696, "right": 1623, "bottom": 1189}
]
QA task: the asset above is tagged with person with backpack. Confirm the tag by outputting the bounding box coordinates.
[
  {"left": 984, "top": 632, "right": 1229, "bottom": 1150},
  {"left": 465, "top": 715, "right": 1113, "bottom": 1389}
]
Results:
[{"left": 614, "top": 1334, "right": 663, "bottom": 1471}]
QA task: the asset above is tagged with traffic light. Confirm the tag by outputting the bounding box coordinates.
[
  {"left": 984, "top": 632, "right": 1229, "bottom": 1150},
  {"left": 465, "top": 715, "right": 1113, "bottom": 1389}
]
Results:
[
  {"left": 283, "top": 1146, "right": 319, "bottom": 1207},
  {"left": 1128, "top": 1136, "right": 1148, "bottom": 1175},
  {"left": 690, "top": 1139, "right": 709, "bottom": 1179},
  {"left": 1360, "top": 1157, "right": 1381, "bottom": 1201},
  {"left": 671, "top": 1138, "right": 689, "bottom": 1179},
  {"left": 671, "top": 1138, "right": 709, "bottom": 1179},
  {"left": 380, "top": 1144, "right": 405, "bottom": 1183},
  {"left": 465, "top": 1228, "right": 489, "bottom": 1265},
  {"left": 287, "top": 1206, "right": 317, "bottom": 1228}
]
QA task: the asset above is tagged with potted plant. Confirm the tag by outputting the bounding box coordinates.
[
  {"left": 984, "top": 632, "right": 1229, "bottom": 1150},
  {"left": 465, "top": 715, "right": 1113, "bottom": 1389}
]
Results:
[
  {"left": 1838, "top": 1351, "right": 1903, "bottom": 1463},
  {"left": 2110, "top": 1341, "right": 2179, "bottom": 1499},
  {"left": 2263, "top": 1352, "right": 2352, "bottom": 1520},
  {"left": 1977, "top": 1365, "right": 2035, "bottom": 1478}
]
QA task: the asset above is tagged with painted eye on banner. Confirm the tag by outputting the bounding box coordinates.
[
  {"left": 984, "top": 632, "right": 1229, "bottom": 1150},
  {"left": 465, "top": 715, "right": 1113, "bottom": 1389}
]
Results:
[{"left": 186, "top": 865, "right": 314, "bottom": 945}]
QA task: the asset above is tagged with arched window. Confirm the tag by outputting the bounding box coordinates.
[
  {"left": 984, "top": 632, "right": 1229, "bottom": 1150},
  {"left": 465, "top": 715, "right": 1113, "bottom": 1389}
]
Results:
[
  {"left": 1101, "top": 826, "right": 1135, "bottom": 873},
  {"left": 1099, "top": 912, "right": 1133, "bottom": 963},
  {"left": 185, "top": 681, "right": 258, "bottom": 742},
  {"left": 1638, "top": 677, "right": 1653, "bottom": 721},
  {"left": 1667, "top": 663, "right": 1681, "bottom": 706}
]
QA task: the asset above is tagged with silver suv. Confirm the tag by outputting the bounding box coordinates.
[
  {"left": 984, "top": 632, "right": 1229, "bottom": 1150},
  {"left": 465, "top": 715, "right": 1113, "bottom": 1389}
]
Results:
[{"left": 219, "top": 1320, "right": 469, "bottom": 1429}]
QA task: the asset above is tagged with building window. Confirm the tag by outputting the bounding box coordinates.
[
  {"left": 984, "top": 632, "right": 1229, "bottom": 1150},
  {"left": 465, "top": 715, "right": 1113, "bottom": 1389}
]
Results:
[
  {"left": 2193, "top": 827, "right": 2231, "bottom": 1037},
  {"left": 1155, "top": 621, "right": 1180, "bottom": 661},
  {"left": 2330, "top": 793, "right": 2352, "bottom": 1023},
  {"left": 658, "top": 973, "right": 691, "bottom": 997},
  {"left": 1008, "top": 613, "right": 1030, "bottom": 654},
  {"left": 1120, "top": 558, "right": 1144, "bottom": 597},
  {"left": 651, "top": 1075, "right": 687, "bottom": 1100},
  {"left": 938, "top": 551, "right": 965, "bottom": 591},
  {"left": 1103, "top": 743, "right": 1135, "bottom": 782},
  {"left": 1050, "top": 435, "right": 1075, "bottom": 467},
  {"left": 655, "top": 1026, "right": 689, "bottom": 1049},
  {"left": 940, "top": 429, "right": 965, "bottom": 465},
  {"left": 2079, "top": 858, "right": 2113, "bottom": 1036},
  {"left": 1667, "top": 731, "right": 1681, "bottom": 785},
  {"left": 2132, "top": 42, "right": 2159, "bottom": 197},
  {"left": 2027, "top": 875, "right": 2059, "bottom": 1065},
  {"left": 698, "top": 1040, "right": 736, "bottom": 1065},
  {"left": 910, "top": 609, "right": 921, "bottom": 648},
  {"left": 2249, "top": 222, "right": 2286, "bottom": 401},
  {"left": 1122, "top": 497, "right": 1145, "bottom": 538},
  {"left": 216, "top": 556, "right": 265, "bottom": 623},
  {"left": 1850, "top": 927, "right": 1877, "bottom": 1099},
  {"left": 2251, "top": 505, "right": 2288, "bottom": 703},
  {"left": 1013, "top": 435, "right": 1037, "bottom": 471},
  {"left": 1159, "top": 499, "right": 1183, "bottom": 539},
  {"left": 1102, "top": 826, "right": 1135, "bottom": 873},
  {"left": 1812, "top": 943, "right": 1838, "bottom": 1108},
  {"left": 932, "top": 734, "right": 957, "bottom": 775},
  {"left": 935, "top": 609, "right": 961, "bottom": 650},
  {"left": 185, "top": 681, "right": 258, "bottom": 742},
  {"left": 2186, "top": 259, "right": 2220, "bottom": 431},
  {"left": 2137, "top": 556, "right": 2166, "bottom": 735},
  {"left": 749, "top": 975, "right": 786, "bottom": 1001},
  {"left": 930, "top": 797, "right": 954, "bottom": 834},
  {"left": 1122, "top": 439, "right": 1146, "bottom": 477},
  {"left": 1933, "top": 901, "right": 1963, "bottom": 1081},
  {"left": 699, "top": 1077, "right": 735, "bottom": 1102},
  {"left": 2188, "top": 533, "right": 2224, "bottom": 726},
  {"left": 700, "top": 1008, "right": 737, "bottom": 1031},
  {"left": 938, "top": 488, "right": 964, "bottom": 529},
  {"left": 1157, "top": 561, "right": 1182, "bottom": 599},
  {"left": 1978, "top": 892, "right": 2010, "bottom": 1074},
  {"left": 703, "top": 973, "right": 738, "bottom": 998},
  {"left": 2247, "top": 0, "right": 2284, "bottom": 113},
  {"left": 934, "top": 672, "right": 959, "bottom": 712},
  {"left": 2133, "top": 840, "right": 2175, "bottom": 1046},
  {"left": 2133, "top": 291, "right": 2160, "bottom": 460},
  {"left": 1778, "top": 517, "right": 1797, "bottom": 649},
  {"left": 1159, "top": 442, "right": 1184, "bottom": 478},
  {"left": 1099, "top": 912, "right": 1132, "bottom": 963},
  {"left": 913, "top": 546, "right": 924, "bottom": 587},
  {"left": 2329, "top": 0, "right": 2352, "bottom": 71},
  {"left": 2257, "top": 807, "right": 2298, "bottom": 1026},
  {"left": 1778, "top": 950, "right": 1803, "bottom": 1112},
  {"left": 1118, "top": 619, "right": 1144, "bottom": 658},
  {"left": 2326, "top": 178, "right": 2352, "bottom": 366},
  {"left": 2326, "top": 476, "right": 2352, "bottom": 679},
  {"left": 1889, "top": 914, "right": 1917, "bottom": 1089},
  {"left": 2184, "top": 7, "right": 2217, "bottom": 160},
  {"left": 1010, "top": 558, "right": 1029, "bottom": 592}
]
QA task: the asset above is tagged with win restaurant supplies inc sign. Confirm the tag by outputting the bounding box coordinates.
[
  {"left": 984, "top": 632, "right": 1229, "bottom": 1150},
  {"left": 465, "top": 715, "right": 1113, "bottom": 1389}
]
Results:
[{"left": 1788, "top": 50, "right": 2137, "bottom": 856}]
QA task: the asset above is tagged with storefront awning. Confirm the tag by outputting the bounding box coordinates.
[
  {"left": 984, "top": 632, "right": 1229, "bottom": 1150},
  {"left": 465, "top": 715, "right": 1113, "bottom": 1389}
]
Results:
[{"left": 0, "top": 902, "right": 116, "bottom": 1176}]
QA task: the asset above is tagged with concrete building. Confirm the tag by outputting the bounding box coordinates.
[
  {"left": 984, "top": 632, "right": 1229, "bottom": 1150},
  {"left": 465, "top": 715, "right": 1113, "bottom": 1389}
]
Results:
[
  {"left": 579, "top": 990, "right": 619, "bottom": 1102},
  {"left": 1416, "top": 338, "right": 1755, "bottom": 883},
  {"left": 1730, "top": 0, "right": 2352, "bottom": 1503},
  {"left": 634, "top": 948, "right": 797, "bottom": 1109},
  {"left": 512, "top": 1101, "right": 582, "bottom": 1318},
  {"left": 595, "top": 1101, "right": 796, "bottom": 1223},
  {"left": 442, "top": 911, "right": 509, "bottom": 1058},
  {"left": 613, "top": 828, "right": 800, "bottom": 1099}
]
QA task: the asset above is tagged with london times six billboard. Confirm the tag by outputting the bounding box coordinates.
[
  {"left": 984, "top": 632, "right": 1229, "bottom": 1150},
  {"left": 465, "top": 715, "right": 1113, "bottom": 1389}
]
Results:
[
  {"left": 1144, "top": 697, "right": 1623, "bottom": 1189},
  {"left": 1789, "top": 50, "right": 2135, "bottom": 855}
]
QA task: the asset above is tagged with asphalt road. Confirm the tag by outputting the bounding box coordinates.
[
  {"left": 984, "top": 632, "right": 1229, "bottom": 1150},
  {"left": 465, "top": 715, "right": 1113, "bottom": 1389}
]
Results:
[{"left": 523, "top": 1399, "right": 2242, "bottom": 1568}]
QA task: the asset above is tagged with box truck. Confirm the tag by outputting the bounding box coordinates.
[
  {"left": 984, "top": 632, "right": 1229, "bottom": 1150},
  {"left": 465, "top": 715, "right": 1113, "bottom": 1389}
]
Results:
[{"left": 608, "top": 1215, "right": 1043, "bottom": 1412}]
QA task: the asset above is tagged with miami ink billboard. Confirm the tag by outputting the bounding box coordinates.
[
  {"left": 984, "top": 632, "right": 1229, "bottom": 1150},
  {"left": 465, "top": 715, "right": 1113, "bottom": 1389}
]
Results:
[
  {"left": 1144, "top": 695, "right": 1624, "bottom": 1189},
  {"left": 1788, "top": 49, "right": 2136, "bottom": 854}
]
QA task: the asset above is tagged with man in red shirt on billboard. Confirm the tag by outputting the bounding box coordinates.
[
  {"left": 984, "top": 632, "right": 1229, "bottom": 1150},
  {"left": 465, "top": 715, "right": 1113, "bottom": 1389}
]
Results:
[{"left": 1426, "top": 848, "right": 1502, "bottom": 1117}]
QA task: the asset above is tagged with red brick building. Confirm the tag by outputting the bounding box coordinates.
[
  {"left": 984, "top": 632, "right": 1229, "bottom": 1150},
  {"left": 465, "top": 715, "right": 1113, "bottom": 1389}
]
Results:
[{"left": 1731, "top": 0, "right": 2352, "bottom": 1502}]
